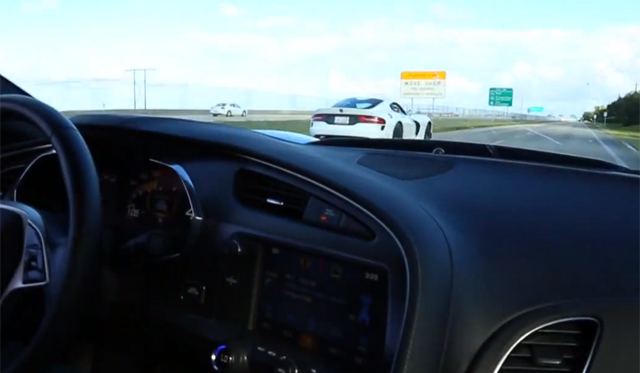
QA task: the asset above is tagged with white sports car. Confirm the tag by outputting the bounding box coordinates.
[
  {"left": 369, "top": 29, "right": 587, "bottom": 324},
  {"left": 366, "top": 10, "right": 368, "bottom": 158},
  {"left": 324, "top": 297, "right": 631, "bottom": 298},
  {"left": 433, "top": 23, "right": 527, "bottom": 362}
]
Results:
[
  {"left": 309, "top": 97, "right": 433, "bottom": 140},
  {"left": 210, "top": 103, "right": 247, "bottom": 117}
]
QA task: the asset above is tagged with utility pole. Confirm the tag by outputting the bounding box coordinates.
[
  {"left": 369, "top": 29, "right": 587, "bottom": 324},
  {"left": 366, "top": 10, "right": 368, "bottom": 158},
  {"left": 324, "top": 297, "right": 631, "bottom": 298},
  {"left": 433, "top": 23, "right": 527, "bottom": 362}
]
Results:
[{"left": 125, "top": 68, "right": 156, "bottom": 110}]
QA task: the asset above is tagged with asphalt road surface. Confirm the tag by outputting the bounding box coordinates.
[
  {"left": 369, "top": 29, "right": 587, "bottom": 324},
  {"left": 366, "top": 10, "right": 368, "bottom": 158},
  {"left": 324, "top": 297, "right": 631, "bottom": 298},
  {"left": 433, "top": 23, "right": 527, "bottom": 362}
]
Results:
[{"left": 435, "top": 122, "right": 640, "bottom": 170}]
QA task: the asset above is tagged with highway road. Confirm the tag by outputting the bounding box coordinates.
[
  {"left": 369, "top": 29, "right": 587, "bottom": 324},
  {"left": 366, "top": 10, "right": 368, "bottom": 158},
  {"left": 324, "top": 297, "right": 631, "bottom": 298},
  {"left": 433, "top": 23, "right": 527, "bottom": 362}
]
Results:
[
  {"left": 181, "top": 114, "right": 310, "bottom": 122},
  {"left": 435, "top": 122, "right": 640, "bottom": 170}
]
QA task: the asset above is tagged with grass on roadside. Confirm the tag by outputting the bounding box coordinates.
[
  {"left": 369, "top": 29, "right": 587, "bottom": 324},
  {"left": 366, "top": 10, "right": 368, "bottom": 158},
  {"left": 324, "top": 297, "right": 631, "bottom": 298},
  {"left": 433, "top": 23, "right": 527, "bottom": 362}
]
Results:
[
  {"left": 603, "top": 124, "right": 640, "bottom": 150},
  {"left": 586, "top": 122, "right": 640, "bottom": 150},
  {"left": 212, "top": 119, "right": 540, "bottom": 135}
]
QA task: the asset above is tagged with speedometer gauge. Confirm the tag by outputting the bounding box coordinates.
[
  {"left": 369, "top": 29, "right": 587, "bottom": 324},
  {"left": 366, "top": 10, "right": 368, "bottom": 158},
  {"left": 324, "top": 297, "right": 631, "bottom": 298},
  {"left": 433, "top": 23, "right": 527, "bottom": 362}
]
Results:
[{"left": 120, "top": 159, "right": 202, "bottom": 259}]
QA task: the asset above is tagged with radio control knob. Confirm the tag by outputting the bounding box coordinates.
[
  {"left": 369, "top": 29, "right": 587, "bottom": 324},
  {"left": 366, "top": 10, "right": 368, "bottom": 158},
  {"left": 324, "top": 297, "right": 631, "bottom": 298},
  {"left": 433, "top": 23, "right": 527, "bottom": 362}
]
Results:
[
  {"left": 273, "top": 357, "right": 298, "bottom": 373},
  {"left": 211, "top": 344, "right": 249, "bottom": 372}
]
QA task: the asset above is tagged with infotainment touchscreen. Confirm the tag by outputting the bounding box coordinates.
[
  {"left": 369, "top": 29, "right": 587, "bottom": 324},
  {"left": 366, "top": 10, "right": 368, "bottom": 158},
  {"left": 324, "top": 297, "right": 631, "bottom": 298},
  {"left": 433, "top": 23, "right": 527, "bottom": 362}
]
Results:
[{"left": 256, "top": 245, "right": 388, "bottom": 370}]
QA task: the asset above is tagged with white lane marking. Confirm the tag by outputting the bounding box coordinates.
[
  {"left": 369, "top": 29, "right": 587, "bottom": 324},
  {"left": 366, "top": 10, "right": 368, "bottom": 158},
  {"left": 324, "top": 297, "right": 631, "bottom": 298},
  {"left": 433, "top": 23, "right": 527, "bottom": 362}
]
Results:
[
  {"left": 583, "top": 124, "right": 629, "bottom": 167},
  {"left": 524, "top": 127, "right": 562, "bottom": 145},
  {"left": 492, "top": 140, "right": 504, "bottom": 145},
  {"left": 623, "top": 142, "right": 639, "bottom": 153}
]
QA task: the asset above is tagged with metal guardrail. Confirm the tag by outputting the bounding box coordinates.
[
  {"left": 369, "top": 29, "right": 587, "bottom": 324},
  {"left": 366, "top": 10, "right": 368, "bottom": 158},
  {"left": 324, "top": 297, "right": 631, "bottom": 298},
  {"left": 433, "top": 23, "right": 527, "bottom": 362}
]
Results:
[{"left": 413, "top": 105, "right": 553, "bottom": 121}]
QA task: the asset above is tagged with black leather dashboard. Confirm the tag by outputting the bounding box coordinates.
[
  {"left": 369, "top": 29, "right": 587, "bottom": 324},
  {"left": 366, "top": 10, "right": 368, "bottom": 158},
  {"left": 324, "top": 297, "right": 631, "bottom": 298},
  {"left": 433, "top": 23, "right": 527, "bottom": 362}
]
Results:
[{"left": 1, "top": 113, "right": 638, "bottom": 373}]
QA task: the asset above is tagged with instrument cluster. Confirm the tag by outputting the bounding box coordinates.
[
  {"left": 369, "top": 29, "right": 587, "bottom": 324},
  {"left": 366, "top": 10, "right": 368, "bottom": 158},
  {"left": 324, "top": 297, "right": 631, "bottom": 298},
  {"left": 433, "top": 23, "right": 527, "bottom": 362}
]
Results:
[
  {"left": 117, "top": 160, "right": 202, "bottom": 259},
  {"left": 12, "top": 152, "right": 202, "bottom": 260}
]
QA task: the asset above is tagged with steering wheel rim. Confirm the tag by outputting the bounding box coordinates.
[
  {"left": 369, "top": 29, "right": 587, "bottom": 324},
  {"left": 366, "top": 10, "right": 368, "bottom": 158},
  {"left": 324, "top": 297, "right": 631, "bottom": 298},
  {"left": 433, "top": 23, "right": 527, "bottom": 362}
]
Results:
[{"left": 0, "top": 94, "right": 102, "bottom": 373}]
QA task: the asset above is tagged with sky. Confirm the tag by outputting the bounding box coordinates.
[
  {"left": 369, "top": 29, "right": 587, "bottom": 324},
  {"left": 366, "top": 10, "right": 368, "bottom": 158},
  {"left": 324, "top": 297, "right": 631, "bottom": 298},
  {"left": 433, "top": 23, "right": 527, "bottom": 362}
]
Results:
[{"left": 0, "top": 0, "right": 639, "bottom": 116}]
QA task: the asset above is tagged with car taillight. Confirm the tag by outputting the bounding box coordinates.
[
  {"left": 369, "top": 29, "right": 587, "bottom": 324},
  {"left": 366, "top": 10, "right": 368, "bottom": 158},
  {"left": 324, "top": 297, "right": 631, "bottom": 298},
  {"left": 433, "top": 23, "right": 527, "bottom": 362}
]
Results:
[
  {"left": 312, "top": 114, "right": 327, "bottom": 121},
  {"left": 358, "top": 116, "right": 386, "bottom": 124}
]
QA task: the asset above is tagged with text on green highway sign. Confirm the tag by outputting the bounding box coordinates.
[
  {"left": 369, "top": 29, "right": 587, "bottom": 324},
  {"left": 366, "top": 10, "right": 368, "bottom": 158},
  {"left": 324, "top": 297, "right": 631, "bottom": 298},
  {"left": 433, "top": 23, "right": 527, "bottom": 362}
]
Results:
[{"left": 488, "top": 88, "right": 514, "bottom": 107}]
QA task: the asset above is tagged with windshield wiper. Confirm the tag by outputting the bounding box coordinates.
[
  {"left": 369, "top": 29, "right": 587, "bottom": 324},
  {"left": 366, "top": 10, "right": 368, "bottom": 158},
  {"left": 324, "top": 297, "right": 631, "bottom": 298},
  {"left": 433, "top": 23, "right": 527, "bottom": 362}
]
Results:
[{"left": 311, "top": 138, "right": 639, "bottom": 175}]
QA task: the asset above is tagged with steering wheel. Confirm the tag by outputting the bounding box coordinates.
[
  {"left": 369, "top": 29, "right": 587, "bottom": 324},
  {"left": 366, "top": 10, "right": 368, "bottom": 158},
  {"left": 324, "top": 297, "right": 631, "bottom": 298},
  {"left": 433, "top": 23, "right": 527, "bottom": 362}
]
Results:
[{"left": 0, "top": 95, "right": 103, "bottom": 373}]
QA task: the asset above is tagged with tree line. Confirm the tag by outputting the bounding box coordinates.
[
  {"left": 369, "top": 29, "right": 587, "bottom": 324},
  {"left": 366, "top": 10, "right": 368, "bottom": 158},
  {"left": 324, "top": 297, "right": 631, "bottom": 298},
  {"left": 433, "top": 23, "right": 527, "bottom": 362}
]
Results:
[{"left": 580, "top": 90, "right": 639, "bottom": 126}]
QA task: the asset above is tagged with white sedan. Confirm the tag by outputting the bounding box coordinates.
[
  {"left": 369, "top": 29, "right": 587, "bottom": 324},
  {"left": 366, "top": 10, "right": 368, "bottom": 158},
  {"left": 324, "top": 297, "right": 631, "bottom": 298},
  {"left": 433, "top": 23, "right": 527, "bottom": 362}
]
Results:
[
  {"left": 210, "top": 103, "right": 247, "bottom": 117},
  {"left": 309, "top": 98, "right": 432, "bottom": 140}
]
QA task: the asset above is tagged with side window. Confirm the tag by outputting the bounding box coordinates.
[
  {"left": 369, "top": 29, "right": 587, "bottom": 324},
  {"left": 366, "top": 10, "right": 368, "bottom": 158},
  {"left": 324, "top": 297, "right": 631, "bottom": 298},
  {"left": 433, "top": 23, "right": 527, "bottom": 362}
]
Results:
[
  {"left": 390, "top": 103, "right": 405, "bottom": 114},
  {"left": 394, "top": 103, "right": 408, "bottom": 115}
]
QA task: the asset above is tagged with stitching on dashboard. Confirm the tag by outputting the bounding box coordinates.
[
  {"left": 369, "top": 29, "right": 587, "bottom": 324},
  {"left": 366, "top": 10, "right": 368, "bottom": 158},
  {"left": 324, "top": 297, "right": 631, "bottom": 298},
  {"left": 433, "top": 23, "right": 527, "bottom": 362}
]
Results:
[
  {"left": 0, "top": 144, "right": 53, "bottom": 159},
  {"left": 419, "top": 205, "right": 454, "bottom": 373},
  {"left": 11, "top": 149, "right": 56, "bottom": 202}
]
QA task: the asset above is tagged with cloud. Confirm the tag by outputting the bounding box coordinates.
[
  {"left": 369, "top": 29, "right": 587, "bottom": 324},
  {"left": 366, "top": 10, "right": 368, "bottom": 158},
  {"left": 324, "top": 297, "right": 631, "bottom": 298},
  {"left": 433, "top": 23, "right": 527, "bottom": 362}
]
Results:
[
  {"left": 427, "top": 3, "right": 475, "bottom": 21},
  {"left": 218, "top": 3, "right": 239, "bottom": 17},
  {"left": 21, "top": 0, "right": 60, "bottom": 13},
  {"left": 1, "top": 16, "right": 639, "bottom": 114},
  {"left": 21, "top": 0, "right": 59, "bottom": 12},
  {"left": 256, "top": 16, "right": 296, "bottom": 28}
]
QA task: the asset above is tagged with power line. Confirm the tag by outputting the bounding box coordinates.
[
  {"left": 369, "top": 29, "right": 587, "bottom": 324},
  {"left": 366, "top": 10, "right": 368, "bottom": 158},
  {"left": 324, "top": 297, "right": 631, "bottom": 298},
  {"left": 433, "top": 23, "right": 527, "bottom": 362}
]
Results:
[
  {"left": 125, "top": 68, "right": 156, "bottom": 109},
  {"left": 31, "top": 78, "right": 120, "bottom": 86}
]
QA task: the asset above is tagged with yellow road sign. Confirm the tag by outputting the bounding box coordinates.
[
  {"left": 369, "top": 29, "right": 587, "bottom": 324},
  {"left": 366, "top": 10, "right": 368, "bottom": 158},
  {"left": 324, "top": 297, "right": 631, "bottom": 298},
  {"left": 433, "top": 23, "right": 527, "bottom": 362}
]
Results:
[
  {"left": 400, "top": 71, "right": 447, "bottom": 98},
  {"left": 400, "top": 71, "right": 447, "bottom": 80}
]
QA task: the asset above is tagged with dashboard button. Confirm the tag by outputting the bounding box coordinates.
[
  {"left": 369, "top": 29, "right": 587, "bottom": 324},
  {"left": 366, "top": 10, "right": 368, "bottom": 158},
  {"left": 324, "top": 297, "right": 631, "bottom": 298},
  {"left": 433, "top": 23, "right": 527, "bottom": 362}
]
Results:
[
  {"left": 339, "top": 214, "right": 371, "bottom": 238},
  {"left": 22, "top": 226, "right": 47, "bottom": 285},
  {"left": 299, "top": 367, "right": 322, "bottom": 373},
  {"left": 23, "top": 269, "right": 46, "bottom": 284},
  {"left": 273, "top": 357, "right": 298, "bottom": 373},
  {"left": 303, "top": 197, "right": 343, "bottom": 227},
  {"left": 180, "top": 281, "right": 205, "bottom": 304}
]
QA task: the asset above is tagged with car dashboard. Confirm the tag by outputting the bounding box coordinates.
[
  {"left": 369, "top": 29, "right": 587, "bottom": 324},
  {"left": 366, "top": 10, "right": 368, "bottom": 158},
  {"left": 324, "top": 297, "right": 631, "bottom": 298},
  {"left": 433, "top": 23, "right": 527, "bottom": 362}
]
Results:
[{"left": 0, "top": 113, "right": 638, "bottom": 373}]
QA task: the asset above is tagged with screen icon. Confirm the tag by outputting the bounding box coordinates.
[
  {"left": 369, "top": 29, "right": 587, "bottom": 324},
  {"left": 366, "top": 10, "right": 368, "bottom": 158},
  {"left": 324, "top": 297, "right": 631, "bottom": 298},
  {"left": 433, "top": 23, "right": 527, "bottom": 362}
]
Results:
[
  {"left": 357, "top": 336, "right": 368, "bottom": 352},
  {"left": 358, "top": 295, "right": 372, "bottom": 327},
  {"left": 330, "top": 264, "right": 342, "bottom": 280},
  {"left": 307, "top": 317, "right": 317, "bottom": 332},
  {"left": 318, "top": 258, "right": 325, "bottom": 273},
  {"left": 286, "top": 313, "right": 296, "bottom": 323},
  {"left": 299, "top": 333, "right": 317, "bottom": 351},
  {"left": 300, "top": 256, "right": 312, "bottom": 270}
]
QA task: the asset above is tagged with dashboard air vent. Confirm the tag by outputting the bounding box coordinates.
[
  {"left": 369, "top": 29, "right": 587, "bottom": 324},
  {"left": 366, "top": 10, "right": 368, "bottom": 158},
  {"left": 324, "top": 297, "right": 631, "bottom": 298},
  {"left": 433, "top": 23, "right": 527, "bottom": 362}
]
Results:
[
  {"left": 234, "top": 169, "right": 310, "bottom": 220},
  {"left": 497, "top": 318, "right": 599, "bottom": 373}
]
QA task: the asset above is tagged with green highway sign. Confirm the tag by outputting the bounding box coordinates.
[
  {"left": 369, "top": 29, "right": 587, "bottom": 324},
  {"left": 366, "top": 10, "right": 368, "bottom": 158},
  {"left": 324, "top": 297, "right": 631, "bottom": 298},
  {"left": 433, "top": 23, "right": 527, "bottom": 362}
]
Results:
[
  {"left": 527, "top": 106, "right": 544, "bottom": 113},
  {"left": 488, "top": 88, "right": 514, "bottom": 107}
]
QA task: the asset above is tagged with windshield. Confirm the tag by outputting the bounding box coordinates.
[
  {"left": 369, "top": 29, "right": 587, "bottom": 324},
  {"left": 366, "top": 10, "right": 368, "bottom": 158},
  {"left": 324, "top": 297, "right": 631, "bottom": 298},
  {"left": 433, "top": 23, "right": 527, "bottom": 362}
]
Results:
[
  {"left": 1, "top": 1, "right": 638, "bottom": 169},
  {"left": 333, "top": 98, "right": 383, "bottom": 109}
]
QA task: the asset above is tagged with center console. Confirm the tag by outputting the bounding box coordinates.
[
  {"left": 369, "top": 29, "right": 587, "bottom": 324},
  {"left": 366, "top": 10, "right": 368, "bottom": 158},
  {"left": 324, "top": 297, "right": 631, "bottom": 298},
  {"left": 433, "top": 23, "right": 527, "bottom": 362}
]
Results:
[{"left": 209, "top": 234, "right": 389, "bottom": 373}]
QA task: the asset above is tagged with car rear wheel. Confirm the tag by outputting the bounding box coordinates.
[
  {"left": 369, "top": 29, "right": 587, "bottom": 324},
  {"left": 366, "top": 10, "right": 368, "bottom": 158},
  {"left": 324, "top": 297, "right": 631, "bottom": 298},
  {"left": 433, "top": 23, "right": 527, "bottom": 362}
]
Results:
[
  {"left": 226, "top": 111, "right": 232, "bottom": 117},
  {"left": 242, "top": 111, "right": 247, "bottom": 117},
  {"left": 392, "top": 123, "right": 403, "bottom": 139}
]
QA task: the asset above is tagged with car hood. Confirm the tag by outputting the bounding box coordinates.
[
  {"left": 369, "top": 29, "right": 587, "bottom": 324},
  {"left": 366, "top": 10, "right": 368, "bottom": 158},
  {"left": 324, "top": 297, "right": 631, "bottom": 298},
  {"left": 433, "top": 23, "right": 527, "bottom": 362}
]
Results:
[{"left": 252, "top": 129, "right": 318, "bottom": 144}]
